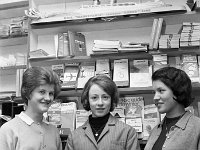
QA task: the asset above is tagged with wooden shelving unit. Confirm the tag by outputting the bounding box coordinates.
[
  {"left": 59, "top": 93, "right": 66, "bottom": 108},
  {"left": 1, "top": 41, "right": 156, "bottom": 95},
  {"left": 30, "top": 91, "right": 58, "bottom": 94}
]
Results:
[
  {"left": 0, "top": 0, "right": 28, "bottom": 19},
  {"left": 23, "top": 0, "right": 200, "bottom": 147},
  {"left": 30, "top": 12, "right": 200, "bottom": 33},
  {"left": 0, "top": 0, "right": 28, "bottom": 96},
  {"left": 27, "top": 0, "right": 200, "bottom": 99},
  {"left": 0, "top": 35, "right": 27, "bottom": 47}
]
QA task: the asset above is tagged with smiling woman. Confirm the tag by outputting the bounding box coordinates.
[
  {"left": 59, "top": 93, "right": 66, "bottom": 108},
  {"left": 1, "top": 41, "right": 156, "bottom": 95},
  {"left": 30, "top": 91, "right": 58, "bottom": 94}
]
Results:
[
  {"left": 144, "top": 67, "right": 200, "bottom": 150},
  {"left": 65, "top": 75, "right": 141, "bottom": 150},
  {"left": 0, "top": 67, "right": 62, "bottom": 150}
]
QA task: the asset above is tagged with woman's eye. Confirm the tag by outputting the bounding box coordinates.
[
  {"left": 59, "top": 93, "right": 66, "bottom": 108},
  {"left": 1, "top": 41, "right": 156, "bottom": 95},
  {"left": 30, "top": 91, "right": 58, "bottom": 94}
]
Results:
[
  {"left": 103, "top": 96, "right": 108, "bottom": 99},
  {"left": 102, "top": 95, "right": 110, "bottom": 100},
  {"left": 91, "top": 96, "right": 97, "bottom": 100},
  {"left": 40, "top": 91, "right": 45, "bottom": 94},
  {"left": 158, "top": 89, "right": 164, "bottom": 93},
  {"left": 49, "top": 92, "right": 54, "bottom": 97}
]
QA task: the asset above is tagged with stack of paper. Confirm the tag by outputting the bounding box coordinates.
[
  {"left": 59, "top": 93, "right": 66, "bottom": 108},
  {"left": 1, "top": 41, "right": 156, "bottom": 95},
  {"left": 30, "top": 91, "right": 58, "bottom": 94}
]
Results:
[
  {"left": 95, "top": 59, "right": 110, "bottom": 77},
  {"left": 180, "top": 22, "right": 200, "bottom": 47},
  {"left": 29, "top": 49, "right": 50, "bottom": 58},
  {"left": 118, "top": 43, "right": 148, "bottom": 52},
  {"left": 153, "top": 54, "right": 168, "bottom": 72},
  {"left": 159, "top": 34, "right": 180, "bottom": 49},
  {"left": 92, "top": 40, "right": 120, "bottom": 54}
]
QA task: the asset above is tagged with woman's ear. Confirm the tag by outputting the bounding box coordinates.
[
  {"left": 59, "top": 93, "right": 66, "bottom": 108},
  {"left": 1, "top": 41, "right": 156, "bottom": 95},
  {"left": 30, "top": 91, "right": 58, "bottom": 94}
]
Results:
[
  {"left": 173, "top": 96, "right": 177, "bottom": 101},
  {"left": 23, "top": 103, "right": 28, "bottom": 110},
  {"left": 113, "top": 103, "right": 117, "bottom": 108},
  {"left": 111, "top": 103, "right": 117, "bottom": 111}
]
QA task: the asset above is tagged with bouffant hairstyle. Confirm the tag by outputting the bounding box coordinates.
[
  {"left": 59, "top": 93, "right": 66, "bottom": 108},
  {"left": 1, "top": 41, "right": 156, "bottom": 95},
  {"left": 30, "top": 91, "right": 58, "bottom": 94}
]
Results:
[
  {"left": 152, "top": 67, "right": 192, "bottom": 108},
  {"left": 21, "top": 67, "right": 61, "bottom": 105},
  {"left": 81, "top": 75, "right": 119, "bottom": 111}
]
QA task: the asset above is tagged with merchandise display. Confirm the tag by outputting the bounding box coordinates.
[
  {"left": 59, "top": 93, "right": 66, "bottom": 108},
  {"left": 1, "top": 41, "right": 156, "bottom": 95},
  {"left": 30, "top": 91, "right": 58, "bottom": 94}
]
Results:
[{"left": 1, "top": 0, "right": 200, "bottom": 149}]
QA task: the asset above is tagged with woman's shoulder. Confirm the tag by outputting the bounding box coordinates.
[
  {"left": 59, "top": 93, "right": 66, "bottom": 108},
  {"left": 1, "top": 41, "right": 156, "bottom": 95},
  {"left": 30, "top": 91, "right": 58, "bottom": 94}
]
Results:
[
  {"left": 72, "top": 126, "right": 83, "bottom": 132},
  {"left": 0, "top": 116, "right": 22, "bottom": 132},
  {"left": 68, "top": 126, "right": 87, "bottom": 139},
  {"left": 70, "top": 122, "right": 88, "bottom": 136},
  {"left": 189, "top": 114, "right": 200, "bottom": 124},
  {"left": 182, "top": 112, "right": 200, "bottom": 132}
]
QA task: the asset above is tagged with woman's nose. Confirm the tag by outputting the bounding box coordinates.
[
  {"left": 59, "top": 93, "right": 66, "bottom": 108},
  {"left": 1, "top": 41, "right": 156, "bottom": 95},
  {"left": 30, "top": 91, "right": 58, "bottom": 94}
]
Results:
[
  {"left": 44, "top": 93, "right": 51, "bottom": 100},
  {"left": 97, "top": 98, "right": 103, "bottom": 105},
  {"left": 153, "top": 92, "right": 160, "bottom": 102}
]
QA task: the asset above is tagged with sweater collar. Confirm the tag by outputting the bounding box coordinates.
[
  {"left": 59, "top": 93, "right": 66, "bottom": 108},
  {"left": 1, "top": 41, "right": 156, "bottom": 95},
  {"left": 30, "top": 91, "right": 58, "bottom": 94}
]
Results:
[
  {"left": 82, "top": 114, "right": 116, "bottom": 129},
  {"left": 18, "top": 111, "right": 49, "bottom": 126},
  {"left": 89, "top": 113, "right": 110, "bottom": 128},
  {"left": 158, "top": 111, "right": 192, "bottom": 130}
]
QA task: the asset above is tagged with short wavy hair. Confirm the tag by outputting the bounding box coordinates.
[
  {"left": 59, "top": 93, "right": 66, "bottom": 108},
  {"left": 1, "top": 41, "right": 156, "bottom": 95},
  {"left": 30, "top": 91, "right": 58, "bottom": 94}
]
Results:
[
  {"left": 81, "top": 75, "right": 119, "bottom": 111},
  {"left": 152, "top": 67, "right": 192, "bottom": 108},
  {"left": 21, "top": 67, "right": 61, "bottom": 105}
]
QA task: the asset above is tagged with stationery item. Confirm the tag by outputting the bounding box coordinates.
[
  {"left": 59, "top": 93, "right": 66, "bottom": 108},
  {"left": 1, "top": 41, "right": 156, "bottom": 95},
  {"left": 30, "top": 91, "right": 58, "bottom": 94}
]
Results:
[
  {"left": 95, "top": 59, "right": 110, "bottom": 77},
  {"left": 62, "top": 63, "right": 80, "bottom": 88},
  {"left": 182, "top": 54, "right": 199, "bottom": 83},
  {"left": 113, "top": 59, "right": 129, "bottom": 87},
  {"left": 77, "top": 61, "right": 95, "bottom": 89},
  {"left": 153, "top": 18, "right": 164, "bottom": 49},
  {"left": 143, "top": 104, "right": 160, "bottom": 140},
  {"left": 149, "top": 18, "right": 159, "bottom": 50},
  {"left": 52, "top": 64, "right": 65, "bottom": 82},
  {"left": 129, "top": 59, "right": 152, "bottom": 87},
  {"left": 118, "top": 96, "right": 144, "bottom": 133},
  {"left": 60, "top": 102, "right": 77, "bottom": 131},
  {"left": 76, "top": 110, "right": 91, "bottom": 129}
]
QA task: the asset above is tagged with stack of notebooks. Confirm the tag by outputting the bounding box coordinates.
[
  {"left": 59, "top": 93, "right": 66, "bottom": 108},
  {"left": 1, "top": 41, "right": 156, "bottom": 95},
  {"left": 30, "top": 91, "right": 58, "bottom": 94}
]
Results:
[
  {"left": 29, "top": 49, "right": 49, "bottom": 58},
  {"left": 92, "top": 40, "right": 120, "bottom": 54},
  {"left": 159, "top": 34, "right": 180, "bottom": 49},
  {"left": 118, "top": 42, "right": 148, "bottom": 52},
  {"left": 180, "top": 22, "right": 200, "bottom": 48}
]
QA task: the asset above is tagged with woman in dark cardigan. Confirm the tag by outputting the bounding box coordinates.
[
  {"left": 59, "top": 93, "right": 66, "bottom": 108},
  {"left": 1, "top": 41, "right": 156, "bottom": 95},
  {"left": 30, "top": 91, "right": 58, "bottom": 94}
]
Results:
[{"left": 145, "top": 67, "right": 200, "bottom": 150}]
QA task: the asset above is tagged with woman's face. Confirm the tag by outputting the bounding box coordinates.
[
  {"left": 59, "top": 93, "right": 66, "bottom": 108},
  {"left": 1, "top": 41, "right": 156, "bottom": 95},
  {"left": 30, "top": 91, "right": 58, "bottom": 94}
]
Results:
[
  {"left": 28, "top": 84, "right": 54, "bottom": 114},
  {"left": 89, "top": 84, "right": 111, "bottom": 118},
  {"left": 152, "top": 80, "right": 178, "bottom": 116}
]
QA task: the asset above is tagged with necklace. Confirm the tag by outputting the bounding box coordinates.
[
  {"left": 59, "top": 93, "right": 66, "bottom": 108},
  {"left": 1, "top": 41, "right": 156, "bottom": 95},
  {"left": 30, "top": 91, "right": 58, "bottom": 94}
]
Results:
[
  {"left": 90, "top": 125, "right": 105, "bottom": 137},
  {"left": 165, "top": 119, "right": 170, "bottom": 136}
]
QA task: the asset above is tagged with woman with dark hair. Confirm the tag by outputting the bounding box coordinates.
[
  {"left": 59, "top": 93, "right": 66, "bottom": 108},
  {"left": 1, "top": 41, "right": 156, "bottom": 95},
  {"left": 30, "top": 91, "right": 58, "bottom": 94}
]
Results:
[
  {"left": 145, "top": 67, "right": 200, "bottom": 150},
  {"left": 65, "top": 75, "right": 140, "bottom": 150},
  {"left": 0, "top": 67, "right": 62, "bottom": 150}
]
